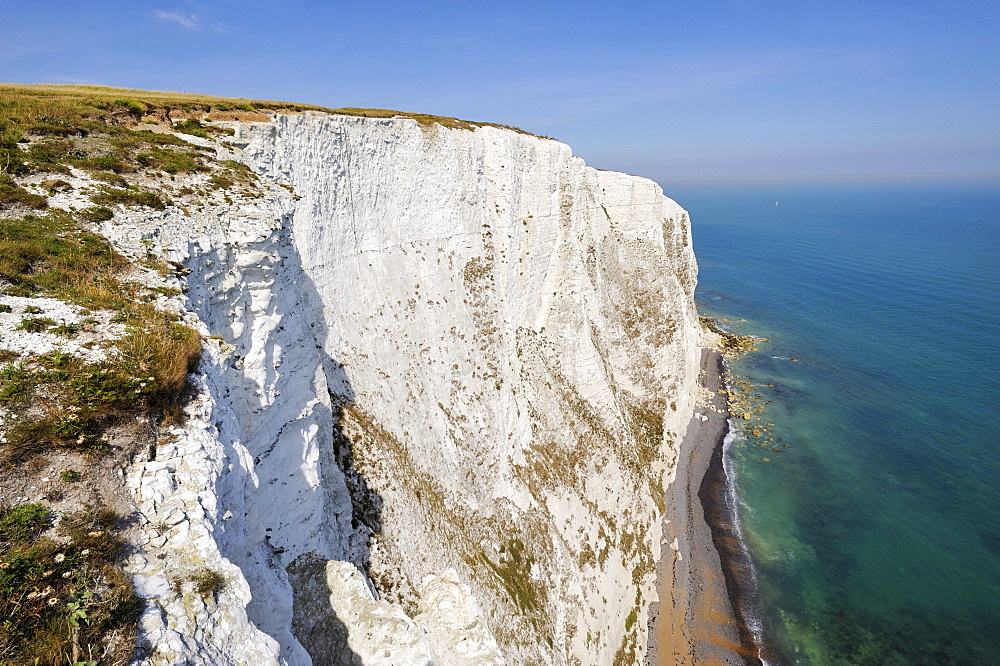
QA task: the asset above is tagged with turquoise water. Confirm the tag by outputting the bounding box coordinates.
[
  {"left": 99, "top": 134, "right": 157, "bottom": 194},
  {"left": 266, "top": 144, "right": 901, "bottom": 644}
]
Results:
[{"left": 668, "top": 175, "right": 1000, "bottom": 665}]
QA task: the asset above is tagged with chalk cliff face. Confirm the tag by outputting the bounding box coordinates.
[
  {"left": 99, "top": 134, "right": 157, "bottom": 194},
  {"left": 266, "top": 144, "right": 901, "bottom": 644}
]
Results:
[{"left": 118, "top": 114, "right": 701, "bottom": 664}]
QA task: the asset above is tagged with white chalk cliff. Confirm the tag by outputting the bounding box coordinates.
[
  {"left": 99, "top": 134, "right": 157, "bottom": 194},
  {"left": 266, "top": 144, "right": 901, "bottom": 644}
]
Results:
[{"left": 112, "top": 113, "right": 702, "bottom": 665}]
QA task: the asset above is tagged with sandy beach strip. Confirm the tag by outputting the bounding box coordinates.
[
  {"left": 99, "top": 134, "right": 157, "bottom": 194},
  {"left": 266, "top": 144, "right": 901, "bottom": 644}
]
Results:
[{"left": 646, "top": 349, "right": 763, "bottom": 665}]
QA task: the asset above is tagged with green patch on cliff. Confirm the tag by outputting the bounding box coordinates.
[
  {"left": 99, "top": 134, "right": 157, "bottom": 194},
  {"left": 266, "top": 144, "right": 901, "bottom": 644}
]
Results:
[
  {"left": 624, "top": 398, "right": 664, "bottom": 467},
  {"left": 0, "top": 176, "right": 48, "bottom": 210},
  {"left": 476, "top": 539, "right": 540, "bottom": 613},
  {"left": 0, "top": 210, "right": 129, "bottom": 302}
]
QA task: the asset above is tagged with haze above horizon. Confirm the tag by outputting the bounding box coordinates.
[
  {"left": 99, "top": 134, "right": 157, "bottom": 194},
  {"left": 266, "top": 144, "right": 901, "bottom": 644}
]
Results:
[{"left": 2, "top": 0, "right": 997, "bottom": 182}]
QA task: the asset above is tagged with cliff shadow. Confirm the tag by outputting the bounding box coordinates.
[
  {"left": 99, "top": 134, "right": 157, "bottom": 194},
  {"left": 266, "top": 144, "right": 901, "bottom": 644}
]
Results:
[
  {"left": 286, "top": 269, "right": 387, "bottom": 665},
  {"left": 181, "top": 227, "right": 383, "bottom": 665}
]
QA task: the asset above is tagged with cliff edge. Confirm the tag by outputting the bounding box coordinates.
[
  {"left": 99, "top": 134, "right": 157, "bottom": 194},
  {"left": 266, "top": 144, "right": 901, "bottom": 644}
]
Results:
[{"left": 0, "top": 89, "right": 702, "bottom": 665}]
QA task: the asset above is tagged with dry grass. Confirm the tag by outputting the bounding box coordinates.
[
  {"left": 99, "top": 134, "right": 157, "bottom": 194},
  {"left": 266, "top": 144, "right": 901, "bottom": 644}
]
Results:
[
  {"left": 189, "top": 568, "right": 225, "bottom": 598},
  {"left": 0, "top": 83, "right": 556, "bottom": 143},
  {"left": 0, "top": 206, "right": 201, "bottom": 461},
  {"left": 117, "top": 318, "right": 202, "bottom": 419}
]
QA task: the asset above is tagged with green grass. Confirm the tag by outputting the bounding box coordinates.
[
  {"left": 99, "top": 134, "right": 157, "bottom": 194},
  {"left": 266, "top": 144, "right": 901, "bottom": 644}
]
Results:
[
  {"left": 476, "top": 539, "right": 541, "bottom": 613},
  {"left": 2, "top": 88, "right": 210, "bottom": 180},
  {"left": 172, "top": 118, "right": 210, "bottom": 139},
  {"left": 135, "top": 146, "right": 206, "bottom": 174},
  {"left": 0, "top": 504, "right": 50, "bottom": 541},
  {"left": 90, "top": 185, "right": 168, "bottom": 210},
  {"left": 89, "top": 171, "right": 128, "bottom": 187},
  {"left": 170, "top": 567, "right": 225, "bottom": 600},
  {"left": 51, "top": 321, "right": 80, "bottom": 338},
  {"left": 208, "top": 160, "right": 259, "bottom": 192},
  {"left": 23, "top": 131, "right": 200, "bottom": 177},
  {"left": 0, "top": 505, "right": 140, "bottom": 664},
  {"left": 0, "top": 211, "right": 130, "bottom": 302},
  {"left": 219, "top": 160, "right": 256, "bottom": 182},
  {"left": 209, "top": 173, "right": 234, "bottom": 190},
  {"left": 114, "top": 99, "right": 146, "bottom": 118},
  {"left": 16, "top": 316, "right": 55, "bottom": 333},
  {"left": 78, "top": 206, "right": 113, "bottom": 222},
  {"left": 0, "top": 362, "right": 30, "bottom": 402},
  {"left": 0, "top": 175, "right": 47, "bottom": 209}
]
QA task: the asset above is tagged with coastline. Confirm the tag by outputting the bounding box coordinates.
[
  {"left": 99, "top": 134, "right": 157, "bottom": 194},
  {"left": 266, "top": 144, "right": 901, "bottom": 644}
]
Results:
[{"left": 647, "top": 348, "right": 763, "bottom": 665}]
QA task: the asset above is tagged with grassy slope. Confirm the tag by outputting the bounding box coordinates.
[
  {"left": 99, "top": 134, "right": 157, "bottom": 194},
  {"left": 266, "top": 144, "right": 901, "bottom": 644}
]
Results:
[{"left": 0, "top": 85, "right": 223, "bottom": 665}]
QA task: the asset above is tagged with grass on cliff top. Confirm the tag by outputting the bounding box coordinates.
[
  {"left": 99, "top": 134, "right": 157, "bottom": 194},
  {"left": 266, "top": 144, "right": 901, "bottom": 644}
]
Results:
[
  {"left": 0, "top": 86, "right": 217, "bottom": 179},
  {"left": 0, "top": 201, "right": 198, "bottom": 663},
  {"left": 0, "top": 85, "right": 210, "bottom": 663},
  {"left": 0, "top": 210, "right": 130, "bottom": 305},
  {"left": 0, "top": 84, "right": 555, "bottom": 155},
  {"left": 0, "top": 175, "right": 48, "bottom": 210},
  {"left": 0, "top": 210, "right": 202, "bottom": 462},
  {"left": 0, "top": 320, "right": 201, "bottom": 463}
]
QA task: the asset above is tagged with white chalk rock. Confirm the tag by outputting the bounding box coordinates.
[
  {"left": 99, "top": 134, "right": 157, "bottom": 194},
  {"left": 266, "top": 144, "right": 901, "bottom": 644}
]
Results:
[
  {"left": 112, "top": 113, "right": 701, "bottom": 665},
  {"left": 416, "top": 569, "right": 506, "bottom": 665},
  {"left": 324, "top": 560, "right": 434, "bottom": 665}
]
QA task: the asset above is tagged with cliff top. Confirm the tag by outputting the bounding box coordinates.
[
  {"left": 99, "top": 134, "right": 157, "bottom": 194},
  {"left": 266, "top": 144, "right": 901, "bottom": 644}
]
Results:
[{"left": 1, "top": 83, "right": 555, "bottom": 142}]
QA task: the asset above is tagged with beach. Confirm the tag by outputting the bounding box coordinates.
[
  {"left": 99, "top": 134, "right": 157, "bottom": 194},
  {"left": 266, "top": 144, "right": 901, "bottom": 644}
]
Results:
[{"left": 647, "top": 349, "right": 762, "bottom": 665}]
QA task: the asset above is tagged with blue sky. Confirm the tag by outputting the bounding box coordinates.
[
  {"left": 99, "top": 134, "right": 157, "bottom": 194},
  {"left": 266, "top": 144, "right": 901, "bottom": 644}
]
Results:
[{"left": 2, "top": 0, "right": 998, "bottom": 181}]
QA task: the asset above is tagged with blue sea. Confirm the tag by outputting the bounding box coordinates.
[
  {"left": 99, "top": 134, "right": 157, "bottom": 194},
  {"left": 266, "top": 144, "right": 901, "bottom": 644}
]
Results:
[{"left": 667, "top": 175, "right": 1000, "bottom": 665}]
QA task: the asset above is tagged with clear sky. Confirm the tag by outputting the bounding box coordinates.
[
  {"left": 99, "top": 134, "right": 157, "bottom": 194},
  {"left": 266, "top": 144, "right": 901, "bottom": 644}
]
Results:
[{"left": 2, "top": 0, "right": 998, "bottom": 182}]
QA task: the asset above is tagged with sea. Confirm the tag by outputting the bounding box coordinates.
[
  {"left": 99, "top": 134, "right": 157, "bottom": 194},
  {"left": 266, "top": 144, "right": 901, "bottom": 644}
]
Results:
[{"left": 666, "top": 174, "right": 1000, "bottom": 665}]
